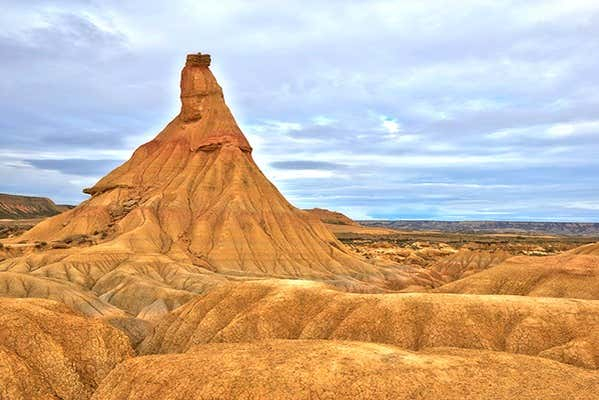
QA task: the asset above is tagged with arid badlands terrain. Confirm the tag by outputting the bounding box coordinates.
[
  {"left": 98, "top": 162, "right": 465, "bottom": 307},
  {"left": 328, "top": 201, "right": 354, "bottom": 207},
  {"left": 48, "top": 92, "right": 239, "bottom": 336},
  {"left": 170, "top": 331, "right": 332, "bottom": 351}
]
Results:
[{"left": 1, "top": 54, "right": 598, "bottom": 399}]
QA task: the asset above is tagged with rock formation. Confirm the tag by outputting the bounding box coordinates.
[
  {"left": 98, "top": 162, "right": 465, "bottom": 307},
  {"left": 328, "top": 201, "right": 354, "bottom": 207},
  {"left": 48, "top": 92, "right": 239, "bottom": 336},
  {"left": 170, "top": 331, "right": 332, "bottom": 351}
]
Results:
[
  {"left": 9, "top": 52, "right": 379, "bottom": 279},
  {"left": 1, "top": 53, "right": 442, "bottom": 321},
  {"left": 15, "top": 52, "right": 371, "bottom": 279},
  {"left": 307, "top": 208, "right": 399, "bottom": 235},
  {"left": 0, "top": 52, "right": 598, "bottom": 399},
  {"left": 0, "top": 298, "right": 132, "bottom": 400},
  {"left": 93, "top": 340, "right": 599, "bottom": 400},
  {"left": 570, "top": 242, "right": 599, "bottom": 255},
  {"left": 0, "top": 272, "right": 125, "bottom": 317}
]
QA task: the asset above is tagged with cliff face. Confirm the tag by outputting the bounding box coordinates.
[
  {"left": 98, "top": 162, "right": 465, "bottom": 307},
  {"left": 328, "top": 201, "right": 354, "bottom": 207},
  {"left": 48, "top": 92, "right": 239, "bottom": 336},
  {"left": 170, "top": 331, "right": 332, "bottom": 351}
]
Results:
[{"left": 0, "top": 193, "right": 69, "bottom": 219}]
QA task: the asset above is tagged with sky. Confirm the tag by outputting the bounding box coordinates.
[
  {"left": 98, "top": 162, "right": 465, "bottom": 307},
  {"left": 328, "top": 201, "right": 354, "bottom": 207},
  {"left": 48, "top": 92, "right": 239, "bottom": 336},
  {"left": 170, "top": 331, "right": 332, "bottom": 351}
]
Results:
[{"left": 1, "top": 0, "right": 598, "bottom": 221}]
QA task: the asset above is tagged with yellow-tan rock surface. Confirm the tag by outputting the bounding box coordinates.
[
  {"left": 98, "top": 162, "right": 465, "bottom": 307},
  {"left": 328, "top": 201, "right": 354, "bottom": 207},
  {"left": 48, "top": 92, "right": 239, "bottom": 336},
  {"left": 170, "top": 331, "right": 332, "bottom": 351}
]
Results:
[
  {"left": 429, "top": 248, "right": 513, "bottom": 281},
  {"left": 93, "top": 340, "right": 599, "bottom": 400},
  {"left": 305, "top": 208, "right": 359, "bottom": 226},
  {"left": 0, "top": 271, "right": 124, "bottom": 317},
  {"left": 436, "top": 250, "right": 599, "bottom": 299},
  {"left": 307, "top": 208, "right": 398, "bottom": 235},
  {"left": 570, "top": 242, "right": 599, "bottom": 255},
  {"left": 0, "top": 298, "right": 132, "bottom": 400},
  {"left": 11, "top": 54, "right": 373, "bottom": 279}
]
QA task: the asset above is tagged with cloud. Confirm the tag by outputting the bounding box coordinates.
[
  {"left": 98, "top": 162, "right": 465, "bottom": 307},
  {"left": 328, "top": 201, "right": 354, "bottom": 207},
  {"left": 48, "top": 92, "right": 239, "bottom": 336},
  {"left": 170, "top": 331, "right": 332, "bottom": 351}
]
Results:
[
  {"left": 270, "top": 161, "right": 346, "bottom": 170},
  {"left": 381, "top": 118, "right": 401, "bottom": 134},
  {"left": 564, "top": 202, "right": 599, "bottom": 211},
  {"left": 0, "top": 1, "right": 598, "bottom": 220},
  {"left": 26, "top": 159, "right": 123, "bottom": 176}
]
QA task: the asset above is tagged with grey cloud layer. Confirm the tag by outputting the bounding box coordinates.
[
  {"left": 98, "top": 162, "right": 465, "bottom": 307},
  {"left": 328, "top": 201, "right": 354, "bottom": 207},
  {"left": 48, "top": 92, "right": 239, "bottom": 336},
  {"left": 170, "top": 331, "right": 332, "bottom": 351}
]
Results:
[{"left": 0, "top": 0, "right": 598, "bottom": 220}]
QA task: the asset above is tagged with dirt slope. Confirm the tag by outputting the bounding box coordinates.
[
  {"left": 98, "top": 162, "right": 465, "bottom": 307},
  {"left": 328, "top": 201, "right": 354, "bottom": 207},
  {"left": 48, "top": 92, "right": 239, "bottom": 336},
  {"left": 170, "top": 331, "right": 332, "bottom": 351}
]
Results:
[
  {"left": 435, "top": 251, "right": 599, "bottom": 299},
  {"left": 0, "top": 249, "right": 222, "bottom": 317},
  {"left": 429, "top": 248, "right": 513, "bottom": 281},
  {"left": 139, "top": 280, "right": 599, "bottom": 369},
  {"left": 0, "top": 298, "right": 132, "bottom": 400},
  {"left": 570, "top": 242, "right": 599, "bottom": 255},
  {"left": 93, "top": 340, "right": 599, "bottom": 400},
  {"left": 0, "top": 271, "right": 125, "bottom": 317}
]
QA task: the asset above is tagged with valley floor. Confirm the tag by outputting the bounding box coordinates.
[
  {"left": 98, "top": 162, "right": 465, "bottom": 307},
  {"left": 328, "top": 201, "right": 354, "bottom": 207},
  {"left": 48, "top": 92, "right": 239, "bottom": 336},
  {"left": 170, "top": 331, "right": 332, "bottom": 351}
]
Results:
[{"left": 1, "top": 219, "right": 598, "bottom": 399}]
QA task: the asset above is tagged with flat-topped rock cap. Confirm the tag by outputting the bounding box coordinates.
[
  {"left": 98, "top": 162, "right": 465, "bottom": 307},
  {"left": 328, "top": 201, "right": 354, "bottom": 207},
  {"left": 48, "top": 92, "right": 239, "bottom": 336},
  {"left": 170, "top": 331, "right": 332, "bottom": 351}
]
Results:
[{"left": 186, "top": 52, "right": 211, "bottom": 67}]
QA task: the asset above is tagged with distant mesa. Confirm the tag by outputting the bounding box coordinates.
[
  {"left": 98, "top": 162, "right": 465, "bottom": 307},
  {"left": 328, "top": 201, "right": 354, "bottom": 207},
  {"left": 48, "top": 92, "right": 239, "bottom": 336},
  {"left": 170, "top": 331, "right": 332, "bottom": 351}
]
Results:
[
  {"left": 362, "top": 220, "right": 599, "bottom": 237},
  {"left": 0, "top": 193, "right": 72, "bottom": 220},
  {"left": 306, "top": 208, "right": 398, "bottom": 236}
]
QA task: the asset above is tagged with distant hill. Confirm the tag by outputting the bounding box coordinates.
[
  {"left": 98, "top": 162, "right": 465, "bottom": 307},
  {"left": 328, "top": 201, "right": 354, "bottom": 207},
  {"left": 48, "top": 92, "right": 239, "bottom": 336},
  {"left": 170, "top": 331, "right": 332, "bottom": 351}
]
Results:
[
  {"left": 306, "top": 208, "right": 398, "bottom": 235},
  {"left": 304, "top": 208, "right": 358, "bottom": 226},
  {"left": 0, "top": 193, "right": 73, "bottom": 219},
  {"left": 360, "top": 220, "right": 599, "bottom": 236}
]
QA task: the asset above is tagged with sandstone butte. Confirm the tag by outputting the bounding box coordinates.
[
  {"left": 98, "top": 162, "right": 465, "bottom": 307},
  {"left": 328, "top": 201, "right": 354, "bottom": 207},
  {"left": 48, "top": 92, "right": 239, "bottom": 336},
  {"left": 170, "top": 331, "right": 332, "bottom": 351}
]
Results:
[
  {"left": 0, "top": 53, "right": 442, "bottom": 322},
  {"left": 307, "top": 207, "right": 399, "bottom": 235}
]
